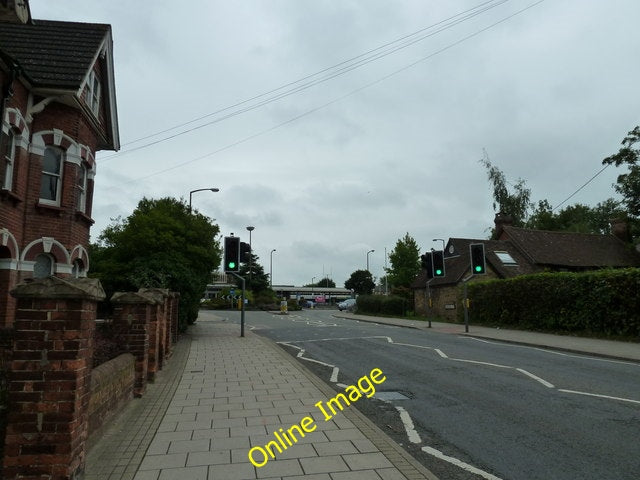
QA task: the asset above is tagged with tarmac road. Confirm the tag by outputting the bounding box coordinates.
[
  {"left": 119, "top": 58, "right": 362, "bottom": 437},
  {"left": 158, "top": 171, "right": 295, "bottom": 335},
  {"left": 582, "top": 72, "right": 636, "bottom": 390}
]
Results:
[{"left": 221, "top": 308, "right": 640, "bottom": 480}]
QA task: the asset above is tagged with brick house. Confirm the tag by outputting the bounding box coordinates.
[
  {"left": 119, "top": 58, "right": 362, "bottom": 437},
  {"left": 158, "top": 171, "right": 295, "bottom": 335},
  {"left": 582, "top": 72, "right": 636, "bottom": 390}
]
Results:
[
  {"left": 412, "top": 214, "right": 640, "bottom": 320},
  {"left": 0, "top": 3, "right": 119, "bottom": 327}
]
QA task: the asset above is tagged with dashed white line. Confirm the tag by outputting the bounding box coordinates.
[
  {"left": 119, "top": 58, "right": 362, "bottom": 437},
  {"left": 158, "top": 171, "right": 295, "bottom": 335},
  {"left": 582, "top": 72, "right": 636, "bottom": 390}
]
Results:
[
  {"left": 558, "top": 389, "right": 640, "bottom": 405},
  {"left": 435, "top": 348, "right": 448, "bottom": 358},
  {"left": 516, "top": 368, "right": 555, "bottom": 388},
  {"left": 421, "top": 446, "right": 504, "bottom": 480},
  {"left": 449, "top": 358, "right": 512, "bottom": 369},
  {"left": 395, "top": 406, "right": 421, "bottom": 444},
  {"left": 330, "top": 366, "right": 340, "bottom": 383}
]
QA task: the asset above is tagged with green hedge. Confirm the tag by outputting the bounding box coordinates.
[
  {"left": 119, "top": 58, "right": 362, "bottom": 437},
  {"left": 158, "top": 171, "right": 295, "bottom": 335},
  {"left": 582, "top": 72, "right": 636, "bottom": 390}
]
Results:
[
  {"left": 356, "top": 295, "right": 409, "bottom": 316},
  {"left": 464, "top": 268, "right": 640, "bottom": 338}
]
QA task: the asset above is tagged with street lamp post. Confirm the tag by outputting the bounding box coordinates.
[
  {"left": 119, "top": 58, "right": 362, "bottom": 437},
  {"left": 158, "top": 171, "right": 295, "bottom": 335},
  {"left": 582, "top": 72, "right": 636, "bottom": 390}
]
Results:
[
  {"left": 189, "top": 187, "right": 219, "bottom": 213},
  {"left": 246, "top": 226, "right": 255, "bottom": 281},
  {"left": 366, "top": 249, "right": 375, "bottom": 272},
  {"left": 270, "top": 249, "right": 276, "bottom": 288}
]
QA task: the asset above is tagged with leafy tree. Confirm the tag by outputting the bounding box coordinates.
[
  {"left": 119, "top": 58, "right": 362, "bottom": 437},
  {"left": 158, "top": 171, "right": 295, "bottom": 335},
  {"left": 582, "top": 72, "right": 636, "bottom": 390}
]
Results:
[
  {"left": 480, "top": 153, "right": 532, "bottom": 232},
  {"left": 602, "top": 126, "right": 640, "bottom": 238},
  {"left": 236, "top": 252, "right": 270, "bottom": 294},
  {"left": 385, "top": 233, "right": 421, "bottom": 289},
  {"left": 344, "top": 270, "right": 375, "bottom": 295},
  {"left": 526, "top": 199, "right": 624, "bottom": 234},
  {"left": 305, "top": 277, "right": 336, "bottom": 288},
  {"left": 90, "top": 197, "right": 220, "bottom": 330}
]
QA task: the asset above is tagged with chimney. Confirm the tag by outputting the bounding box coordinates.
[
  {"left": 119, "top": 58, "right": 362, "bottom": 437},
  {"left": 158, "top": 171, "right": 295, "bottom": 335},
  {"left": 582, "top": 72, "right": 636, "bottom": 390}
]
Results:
[
  {"left": 494, "top": 211, "right": 513, "bottom": 239},
  {"left": 0, "top": 0, "right": 31, "bottom": 24},
  {"left": 609, "top": 218, "right": 631, "bottom": 243}
]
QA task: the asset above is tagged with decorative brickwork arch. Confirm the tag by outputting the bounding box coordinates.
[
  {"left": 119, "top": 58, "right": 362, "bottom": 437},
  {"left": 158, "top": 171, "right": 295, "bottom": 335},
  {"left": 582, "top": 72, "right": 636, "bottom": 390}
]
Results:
[
  {"left": 3, "top": 107, "right": 29, "bottom": 138},
  {"left": 31, "top": 129, "right": 83, "bottom": 166},
  {"left": 20, "top": 237, "right": 71, "bottom": 266},
  {"left": 0, "top": 228, "right": 19, "bottom": 266},
  {"left": 70, "top": 244, "right": 90, "bottom": 276}
]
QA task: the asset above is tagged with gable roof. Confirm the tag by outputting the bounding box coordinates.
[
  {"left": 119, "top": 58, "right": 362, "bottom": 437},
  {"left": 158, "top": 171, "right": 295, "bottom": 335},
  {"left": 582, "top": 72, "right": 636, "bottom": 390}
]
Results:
[
  {"left": 502, "top": 226, "right": 640, "bottom": 268},
  {"left": 0, "top": 19, "right": 109, "bottom": 89},
  {"left": 0, "top": 18, "right": 120, "bottom": 150}
]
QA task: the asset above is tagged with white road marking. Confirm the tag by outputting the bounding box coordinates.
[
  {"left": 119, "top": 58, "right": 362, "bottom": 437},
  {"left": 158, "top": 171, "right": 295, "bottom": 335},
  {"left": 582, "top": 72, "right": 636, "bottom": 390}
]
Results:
[
  {"left": 464, "top": 336, "right": 639, "bottom": 366},
  {"left": 421, "top": 446, "right": 504, "bottom": 480},
  {"left": 280, "top": 335, "right": 635, "bottom": 410},
  {"left": 395, "top": 406, "right": 421, "bottom": 444},
  {"left": 558, "top": 389, "right": 640, "bottom": 405},
  {"left": 516, "top": 368, "right": 555, "bottom": 388},
  {"left": 449, "top": 358, "right": 513, "bottom": 369},
  {"left": 435, "top": 349, "right": 448, "bottom": 358}
]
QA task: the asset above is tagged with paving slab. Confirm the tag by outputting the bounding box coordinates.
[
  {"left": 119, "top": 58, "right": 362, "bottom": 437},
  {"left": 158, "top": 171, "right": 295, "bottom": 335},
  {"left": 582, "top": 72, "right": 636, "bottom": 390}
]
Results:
[{"left": 86, "top": 316, "right": 438, "bottom": 479}]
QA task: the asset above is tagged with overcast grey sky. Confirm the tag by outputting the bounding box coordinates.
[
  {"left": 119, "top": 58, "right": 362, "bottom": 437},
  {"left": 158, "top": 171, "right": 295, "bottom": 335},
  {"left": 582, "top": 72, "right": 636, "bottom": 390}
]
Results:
[{"left": 31, "top": 0, "right": 640, "bottom": 287}]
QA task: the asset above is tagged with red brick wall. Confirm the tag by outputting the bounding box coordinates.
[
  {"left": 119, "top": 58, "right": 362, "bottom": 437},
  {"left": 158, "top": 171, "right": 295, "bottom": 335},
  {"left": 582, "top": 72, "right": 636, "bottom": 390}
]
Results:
[
  {"left": 88, "top": 353, "right": 134, "bottom": 444},
  {"left": 1, "top": 68, "right": 106, "bottom": 327}
]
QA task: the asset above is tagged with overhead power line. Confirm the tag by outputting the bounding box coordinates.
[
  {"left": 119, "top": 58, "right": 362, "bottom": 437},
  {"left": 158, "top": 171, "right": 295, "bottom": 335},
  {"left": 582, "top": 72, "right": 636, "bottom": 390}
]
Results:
[
  {"left": 552, "top": 164, "right": 610, "bottom": 211},
  {"left": 123, "top": 0, "right": 546, "bottom": 184},
  {"left": 101, "top": 0, "right": 513, "bottom": 162}
]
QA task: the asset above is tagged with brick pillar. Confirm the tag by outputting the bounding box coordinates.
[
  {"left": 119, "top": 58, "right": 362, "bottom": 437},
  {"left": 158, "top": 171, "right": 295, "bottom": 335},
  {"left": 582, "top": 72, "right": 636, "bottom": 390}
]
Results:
[
  {"left": 0, "top": 268, "right": 18, "bottom": 328},
  {"left": 4, "top": 277, "right": 105, "bottom": 480},
  {"left": 110, "top": 292, "right": 156, "bottom": 398},
  {"left": 163, "top": 292, "right": 177, "bottom": 359},
  {"left": 171, "top": 292, "right": 180, "bottom": 343},
  {"left": 138, "top": 289, "right": 168, "bottom": 381}
]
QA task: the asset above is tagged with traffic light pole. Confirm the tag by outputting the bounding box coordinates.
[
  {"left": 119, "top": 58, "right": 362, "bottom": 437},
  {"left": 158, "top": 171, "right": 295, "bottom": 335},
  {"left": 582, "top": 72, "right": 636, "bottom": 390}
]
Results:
[
  {"left": 228, "top": 272, "right": 246, "bottom": 337},
  {"left": 462, "top": 275, "right": 472, "bottom": 333}
]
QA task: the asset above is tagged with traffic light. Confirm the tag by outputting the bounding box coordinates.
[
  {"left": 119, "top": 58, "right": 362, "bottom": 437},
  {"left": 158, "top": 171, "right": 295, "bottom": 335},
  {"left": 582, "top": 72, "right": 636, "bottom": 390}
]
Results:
[
  {"left": 224, "top": 236, "right": 240, "bottom": 272},
  {"left": 421, "top": 252, "right": 433, "bottom": 279},
  {"left": 432, "top": 250, "right": 445, "bottom": 277},
  {"left": 470, "top": 243, "right": 486, "bottom": 275},
  {"left": 240, "top": 242, "right": 251, "bottom": 263}
]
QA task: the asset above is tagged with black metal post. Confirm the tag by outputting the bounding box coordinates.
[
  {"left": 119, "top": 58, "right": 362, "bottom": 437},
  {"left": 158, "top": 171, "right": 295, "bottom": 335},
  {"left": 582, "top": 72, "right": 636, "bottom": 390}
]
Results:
[{"left": 229, "top": 272, "right": 246, "bottom": 337}]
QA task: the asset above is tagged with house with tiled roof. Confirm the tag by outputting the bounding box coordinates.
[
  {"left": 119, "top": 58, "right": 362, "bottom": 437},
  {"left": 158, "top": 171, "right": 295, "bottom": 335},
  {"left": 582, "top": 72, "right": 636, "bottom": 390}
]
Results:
[
  {"left": 0, "top": 2, "right": 119, "bottom": 327},
  {"left": 412, "top": 214, "right": 640, "bottom": 320}
]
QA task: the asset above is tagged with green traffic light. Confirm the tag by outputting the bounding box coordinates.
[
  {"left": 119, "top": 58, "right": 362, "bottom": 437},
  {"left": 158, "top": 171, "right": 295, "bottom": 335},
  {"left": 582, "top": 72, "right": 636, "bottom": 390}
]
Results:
[
  {"left": 228, "top": 262, "right": 236, "bottom": 269},
  {"left": 475, "top": 265, "right": 482, "bottom": 272},
  {"left": 435, "top": 269, "right": 442, "bottom": 275}
]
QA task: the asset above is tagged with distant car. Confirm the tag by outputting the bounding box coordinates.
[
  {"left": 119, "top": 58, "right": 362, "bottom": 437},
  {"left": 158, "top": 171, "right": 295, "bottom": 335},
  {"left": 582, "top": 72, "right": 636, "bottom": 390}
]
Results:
[{"left": 337, "top": 298, "right": 356, "bottom": 311}]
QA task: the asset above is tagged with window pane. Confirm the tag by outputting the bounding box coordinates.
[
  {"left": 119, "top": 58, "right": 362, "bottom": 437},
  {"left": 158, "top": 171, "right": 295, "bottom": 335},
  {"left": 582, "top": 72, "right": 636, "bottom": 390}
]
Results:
[
  {"left": 34, "top": 254, "right": 52, "bottom": 278},
  {"left": 40, "top": 173, "right": 58, "bottom": 200},
  {"left": 2, "top": 130, "right": 15, "bottom": 190},
  {"left": 43, "top": 148, "right": 61, "bottom": 174},
  {"left": 77, "top": 164, "right": 87, "bottom": 186}
]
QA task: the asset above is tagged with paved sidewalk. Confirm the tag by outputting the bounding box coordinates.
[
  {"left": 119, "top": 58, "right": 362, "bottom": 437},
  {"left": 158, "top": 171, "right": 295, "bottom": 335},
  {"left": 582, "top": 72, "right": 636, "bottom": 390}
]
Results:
[
  {"left": 86, "top": 317, "right": 438, "bottom": 480},
  {"left": 334, "top": 312, "right": 640, "bottom": 362}
]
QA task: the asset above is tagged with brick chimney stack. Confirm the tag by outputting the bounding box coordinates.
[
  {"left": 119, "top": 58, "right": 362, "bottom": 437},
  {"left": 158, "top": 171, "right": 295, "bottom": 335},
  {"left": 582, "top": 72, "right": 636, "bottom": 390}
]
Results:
[
  {"left": 609, "top": 218, "right": 632, "bottom": 243},
  {"left": 494, "top": 211, "right": 513, "bottom": 240},
  {"left": 0, "top": 0, "right": 31, "bottom": 24}
]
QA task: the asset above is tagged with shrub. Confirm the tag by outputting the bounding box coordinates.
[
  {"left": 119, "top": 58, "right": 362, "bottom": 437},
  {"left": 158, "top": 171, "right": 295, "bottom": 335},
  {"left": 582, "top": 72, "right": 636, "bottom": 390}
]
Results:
[
  {"left": 356, "top": 295, "right": 408, "bottom": 316},
  {"left": 464, "top": 268, "right": 640, "bottom": 339}
]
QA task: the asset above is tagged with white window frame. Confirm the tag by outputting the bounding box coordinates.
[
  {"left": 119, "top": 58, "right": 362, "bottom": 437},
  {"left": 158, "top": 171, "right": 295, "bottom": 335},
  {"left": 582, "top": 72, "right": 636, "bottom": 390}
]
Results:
[
  {"left": 87, "top": 70, "right": 101, "bottom": 116},
  {"left": 2, "top": 128, "right": 16, "bottom": 191},
  {"left": 39, "top": 146, "right": 64, "bottom": 206},
  {"left": 72, "top": 258, "right": 85, "bottom": 278},
  {"left": 495, "top": 251, "right": 518, "bottom": 266},
  {"left": 76, "top": 162, "right": 88, "bottom": 212}
]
